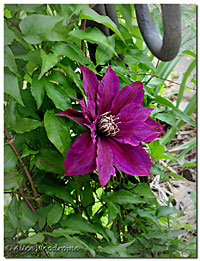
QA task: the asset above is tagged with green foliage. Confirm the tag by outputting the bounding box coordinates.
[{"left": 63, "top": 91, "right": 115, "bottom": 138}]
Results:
[
  {"left": 44, "top": 110, "right": 71, "bottom": 156},
  {"left": 4, "top": 3, "right": 196, "bottom": 258}
]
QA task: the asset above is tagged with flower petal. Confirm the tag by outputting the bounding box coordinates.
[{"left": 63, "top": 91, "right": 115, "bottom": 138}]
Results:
[
  {"left": 97, "top": 67, "right": 119, "bottom": 115},
  {"left": 111, "top": 82, "right": 144, "bottom": 116},
  {"left": 65, "top": 132, "right": 96, "bottom": 175},
  {"left": 57, "top": 108, "right": 88, "bottom": 128},
  {"left": 96, "top": 137, "right": 115, "bottom": 187},
  {"left": 108, "top": 139, "right": 152, "bottom": 176},
  {"left": 78, "top": 99, "right": 96, "bottom": 122},
  {"left": 113, "top": 121, "right": 157, "bottom": 146},
  {"left": 143, "top": 118, "right": 163, "bottom": 143},
  {"left": 117, "top": 103, "right": 154, "bottom": 122},
  {"left": 85, "top": 116, "right": 98, "bottom": 144},
  {"left": 80, "top": 66, "right": 99, "bottom": 102}
]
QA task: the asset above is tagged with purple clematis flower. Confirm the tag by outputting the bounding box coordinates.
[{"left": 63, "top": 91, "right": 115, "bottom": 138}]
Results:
[{"left": 58, "top": 66, "right": 163, "bottom": 187}]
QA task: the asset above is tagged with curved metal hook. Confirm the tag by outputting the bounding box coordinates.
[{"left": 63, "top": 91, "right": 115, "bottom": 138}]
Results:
[{"left": 134, "top": 4, "right": 181, "bottom": 61}]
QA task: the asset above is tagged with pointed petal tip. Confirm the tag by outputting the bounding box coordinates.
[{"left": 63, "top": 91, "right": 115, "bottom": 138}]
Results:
[
  {"left": 111, "top": 81, "right": 145, "bottom": 115},
  {"left": 97, "top": 66, "right": 119, "bottom": 115},
  {"left": 107, "top": 65, "right": 113, "bottom": 72},
  {"left": 99, "top": 180, "right": 107, "bottom": 188},
  {"left": 56, "top": 112, "right": 66, "bottom": 117}
]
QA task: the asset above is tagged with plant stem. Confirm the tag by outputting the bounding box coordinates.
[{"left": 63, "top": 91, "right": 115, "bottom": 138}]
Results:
[
  {"left": 136, "top": 72, "right": 195, "bottom": 90},
  {"left": 4, "top": 127, "right": 42, "bottom": 208},
  {"left": 23, "top": 196, "right": 36, "bottom": 212},
  {"left": 81, "top": 19, "right": 87, "bottom": 55},
  {"left": 20, "top": 187, "right": 36, "bottom": 212}
]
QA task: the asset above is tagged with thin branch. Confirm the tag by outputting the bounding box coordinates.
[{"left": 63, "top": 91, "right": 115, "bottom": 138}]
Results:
[
  {"left": 20, "top": 187, "right": 36, "bottom": 212},
  {"left": 135, "top": 72, "right": 195, "bottom": 90},
  {"left": 23, "top": 196, "right": 36, "bottom": 212},
  {"left": 66, "top": 17, "right": 79, "bottom": 27},
  {"left": 113, "top": 219, "right": 121, "bottom": 242},
  {"left": 145, "top": 60, "right": 160, "bottom": 85},
  {"left": 81, "top": 19, "right": 87, "bottom": 55},
  {"left": 4, "top": 127, "right": 42, "bottom": 208}
]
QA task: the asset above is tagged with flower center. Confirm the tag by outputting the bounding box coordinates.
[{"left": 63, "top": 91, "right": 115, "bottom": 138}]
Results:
[{"left": 97, "top": 112, "right": 121, "bottom": 137}]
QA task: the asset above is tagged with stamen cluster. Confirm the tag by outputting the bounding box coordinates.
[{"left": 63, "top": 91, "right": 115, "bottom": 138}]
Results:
[{"left": 97, "top": 112, "right": 120, "bottom": 136}]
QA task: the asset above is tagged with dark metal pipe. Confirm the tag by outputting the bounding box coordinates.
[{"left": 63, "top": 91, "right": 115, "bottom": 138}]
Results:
[{"left": 134, "top": 4, "right": 181, "bottom": 61}]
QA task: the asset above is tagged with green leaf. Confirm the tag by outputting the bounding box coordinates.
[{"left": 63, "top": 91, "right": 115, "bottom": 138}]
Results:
[
  {"left": 44, "top": 228, "right": 80, "bottom": 238},
  {"left": 96, "top": 44, "right": 114, "bottom": 65},
  {"left": 57, "top": 63, "right": 85, "bottom": 97},
  {"left": 37, "top": 184, "right": 74, "bottom": 205},
  {"left": 117, "top": 4, "right": 132, "bottom": 31},
  {"left": 65, "top": 235, "right": 96, "bottom": 257},
  {"left": 4, "top": 46, "right": 19, "bottom": 77},
  {"left": 157, "top": 206, "right": 179, "bottom": 218},
  {"left": 107, "top": 201, "right": 120, "bottom": 223},
  {"left": 105, "top": 228, "right": 117, "bottom": 244},
  {"left": 4, "top": 216, "right": 16, "bottom": 238},
  {"left": 96, "top": 35, "right": 115, "bottom": 65},
  {"left": 124, "top": 55, "right": 138, "bottom": 66},
  {"left": 183, "top": 162, "right": 196, "bottom": 167},
  {"left": 93, "top": 223, "right": 110, "bottom": 243},
  {"left": 31, "top": 73, "right": 45, "bottom": 109},
  {"left": 80, "top": 7, "right": 125, "bottom": 43},
  {"left": 69, "top": 27, "right": 117, "bottom": 56},
  {"left": 169, "top": 137, "right": 196, "bottom": 152},
  {"left": 126, "top": 48, "right": 156, "bottom": 72},
  {"left": 166, "top": 172, "right": 188, "bottom": 182},
  {"left": 160, "top": 93, "right": 196, "bottom": 145},
  {"left": 36, "top": 204, "right": 53, "bottom": 230},
  {"left": 155, "top": 96, "right": 196, "bottom": 127},
  {"left": 99, "top": 240, "right": 135, "bottom": 256},
  {"left": 21, "top": 147, "right": 39, "bottom": 158},
  {"left": 4, "top": 145, "right": 18, "bottom": 173},
  {"left": 4, "top": 69, "right": 24, "bottom": 106},
  {"left": 19, "top": 14, "right": 63, "bottom": 44},
  {"left": 44, "top": 110, "right": 70, "bottom": 156},
  {"left": 136, "top": 209, "right": 163, "bottom": 232},
  {"left": 47, "top": 70, "right": 77, "bottom": 99},
  {"left": 15, "top": 49, "right": 42, "bottom": 66},
  {"left": 80, "top": 184, "right": 95, "bottom": 215},
  {"left": 7, "top": 195, "right": 19, "bottom": 229},
  {"left": 182, "top": 50, "right": 196, "bottom": 58},
  {"left": 4, "top": 171, "right": 23, "bottom": 190},
  {"left": 4, "top": 98, "right": 17, "bottom": 129},
  {"left": 19, "top": 201, "right": 38, "bottom": 231},
  {"left": 176, "top": 59, "right": 196, "bottom": 108},
  {"left": 39, "top": 50, "right": 58, "bottom": 79},
  {"left": 166, "top": 141, "right": 196, "bottom": 169},
  {"left": 60, "top": 214, "right": 97, "bottom": 233},
  {"left": 155, "top": 112, "right": 177, "bottom": 127},
  {"left": 45, "top": 81, "right": 71, "bottom": 111},
  {"left": 107, "top": 190, "right": 143, "bottom": 205},
  {"left": 19, "top": 4, "right": 42, "bottom": 12},
  {"left": 133, "top": 183, "right": 155, "bottom": 199},
  {"left": 46, "top": 22, "right": 68, "bottom": 42},
  {"left": 4, "top": 21, "right": 15, "bottom": 45},
  {"left": 35, "top": 149, "right": 65, "bottom": 174},
  {"left": 18, "top": 233, "right": 44, "bottom": 244},
  {"left": 12, "top": 118, "right": 43, "bottom": 134},
  {"left": 149, "top": 140, "right": 165, "bottom": 160},
  {"left": 52, "top": 42, "right": 92, "bottom": 65},
  {"left": 190, "top": 190, "right": 196, "bottom": 206},
  {"left": 17, "top": 89, "right": 40, "bottom": 120},
  {"left": 47, "top": 202, "right": 63, "bottom": 226}
]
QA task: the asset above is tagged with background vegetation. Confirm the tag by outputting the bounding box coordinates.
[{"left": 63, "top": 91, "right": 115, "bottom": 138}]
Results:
[{"left": 4, "top": 4, "right": 196, "bottom": 257}]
